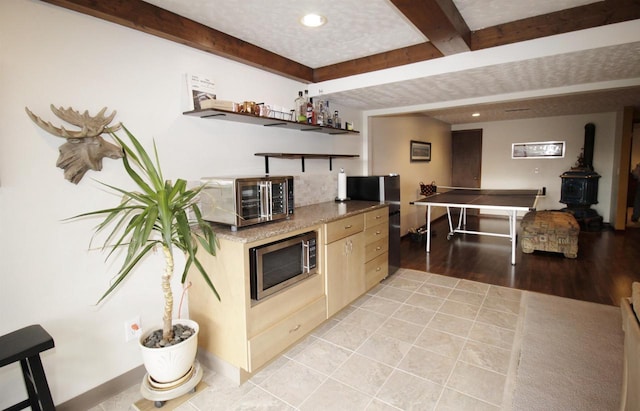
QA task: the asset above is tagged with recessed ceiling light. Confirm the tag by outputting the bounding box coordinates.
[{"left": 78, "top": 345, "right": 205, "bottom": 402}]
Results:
[
  {"left": 300, "top": 13, "right": 327, "bottom": 28},
  {"left": 472, "top": 113, "right": 480, "bottom": 117}
]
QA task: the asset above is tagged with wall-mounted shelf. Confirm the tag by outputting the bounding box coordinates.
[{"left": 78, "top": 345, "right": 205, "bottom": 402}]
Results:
[
  {"left": 255, "top": 153, "right": 359, "bottom": 173},
  {"left": 183, "top": 108, "right": 359, "bottom": 135}
]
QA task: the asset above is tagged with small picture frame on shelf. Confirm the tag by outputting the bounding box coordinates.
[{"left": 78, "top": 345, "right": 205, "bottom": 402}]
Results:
[{"left": 410, "top": 140, "right": 431, "bottom": 162}]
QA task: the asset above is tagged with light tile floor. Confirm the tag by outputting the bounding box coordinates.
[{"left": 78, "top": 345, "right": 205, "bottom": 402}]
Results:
[{"left": 92, "top": 269, "right": 523, "bottom": 411}]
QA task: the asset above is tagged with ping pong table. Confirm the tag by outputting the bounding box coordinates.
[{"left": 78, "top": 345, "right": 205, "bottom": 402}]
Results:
[{"left": 413, "top": 188, "right": 541, "bottom": 265}]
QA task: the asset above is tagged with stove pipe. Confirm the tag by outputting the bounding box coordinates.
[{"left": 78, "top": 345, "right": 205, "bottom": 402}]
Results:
[{"left": 583, "top": 123, "right": 595, "bottom": 171}]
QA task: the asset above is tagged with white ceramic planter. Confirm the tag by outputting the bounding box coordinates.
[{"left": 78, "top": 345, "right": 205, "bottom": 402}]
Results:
[{"left": 139, "top": 319, "right": 199, "bottom": 383}]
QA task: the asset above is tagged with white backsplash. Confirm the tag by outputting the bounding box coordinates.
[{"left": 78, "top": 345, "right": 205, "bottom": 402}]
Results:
[{"left": 293, "top": 173, "right": 338, "bottom": 207}]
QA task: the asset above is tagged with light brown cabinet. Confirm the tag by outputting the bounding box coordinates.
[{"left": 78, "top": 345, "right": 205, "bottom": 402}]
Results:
[
  {"left": 188, "top": 226, "right": 325, "bottom": 379},
  {"left": 188, "top": 204, "right": 389, "bottom": 381},
  {"left": 323, "top": 207, "right": 390, "bottom": 316},
  {"left": 325, "top": 233, "right": 365, "bottom": 317},
  {"left": 364, "top": 208, "right": 389, "bottom": 290}
]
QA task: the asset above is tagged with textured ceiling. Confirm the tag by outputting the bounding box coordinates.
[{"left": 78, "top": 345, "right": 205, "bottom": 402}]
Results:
[
  {"left": 144, "top": 0, "right": 426, "bottom": 68},
  {"left": 323, "top": 41, "right": 640, "bottom": 122},
  {"left": 454, "top": 0, "right": 598, "bottom": 30},
  {"left": 143, "top": 0, "right": 600, "bottom": 68},
  {"left": 136, "top": 0, "right": 640, "bottom": 123}
]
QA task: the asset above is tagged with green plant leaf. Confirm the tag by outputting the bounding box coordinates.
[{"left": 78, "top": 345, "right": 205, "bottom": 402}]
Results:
[{"left": 69, "top": 125, "right": 220, "bottom": 314}]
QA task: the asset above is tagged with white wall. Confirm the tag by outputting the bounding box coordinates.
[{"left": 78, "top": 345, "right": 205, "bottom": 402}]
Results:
[
  {"left": 369, "top": 115, "right": 452, "bottom": 234},
  {"left": 0, "top": 1, "right": 364, "bottom": 406},
  {"left": 453, "top": 112, "right": 618, "bottom": 221}
]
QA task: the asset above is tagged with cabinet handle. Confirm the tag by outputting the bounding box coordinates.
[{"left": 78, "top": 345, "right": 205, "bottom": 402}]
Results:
[
  {"left": 344, "top": 224, "right": 352, "bottom": 229},
  {"left": 345, "top": 239, "right": 353, "bottom": 254},
  {"left": 375, "top": 215, "right": 382, "bottom": 219},
  {"left": 375, "top": 230, "right": 381, "bottom": 235},
  {"left": 376, "top": 266, "right": 381, "bottom": 271},
  {"left": 289, "top": 324, "right": 301, "bottom": 333},
  {"left": 376, "top": 246, "right": 381, "bottom": 251}
]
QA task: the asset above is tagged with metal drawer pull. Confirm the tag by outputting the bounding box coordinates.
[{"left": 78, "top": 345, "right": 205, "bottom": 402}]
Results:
[
  {"left": 376, "top": 267, "right": 381, "bottom": 271},
  {"left": 376, "top": 215, "right": 382, "bottom": 219},
  {"left": 376, "top": 230, "right": 381, "bottom": 235},
  {"left": 344, "top": 224, "right": 352, "bottom": 229},
  {"left": 289, "top": 324, "right": 301, "bottom": 333},
  {"left": 376, "top": 246, "right": 381, "bottom": 250}
]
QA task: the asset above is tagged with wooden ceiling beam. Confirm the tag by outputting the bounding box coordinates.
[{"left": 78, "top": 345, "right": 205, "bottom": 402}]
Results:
[
  {"left": 40, "top": 0, "right": 314, "bottom": 82},
  {"left": 389, "top": 0, "right": 471, "bottom": 56},
  {"left": 471, "top": 0, "right": 640, "bottom": 50},
  {"left": 41, "top": 0, "right": 640, "bottom": 84},
  {"left": 313, "top": 43, "right": 443, "bottom": 83}
]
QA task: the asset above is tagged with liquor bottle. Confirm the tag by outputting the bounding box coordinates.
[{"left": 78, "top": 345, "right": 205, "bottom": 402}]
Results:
[
  {"left": 306, "top": 97, "right": 314, "bottom": 124},
  {"left": 333, "top": 110, "right": 342, "bottom": 129},
  {"left": 304, "top": 94, "right": 313, "bottom": 124},
  {"left": 294, "top": 91, "right": 305, "bottom": 123},
  {"left": 316, "top": 100, "right": 325, "bottom": 126},
  {"left": 325, "top": 101, "right": 333, "bottom": 127},
  {"left": 302, "top": 90, "right": 309, "bottom": 122}
]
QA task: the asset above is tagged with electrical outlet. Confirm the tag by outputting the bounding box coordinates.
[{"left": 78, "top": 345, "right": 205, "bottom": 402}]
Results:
[{"left": 124, "top": 316, "right": 142, "bottom": 342}]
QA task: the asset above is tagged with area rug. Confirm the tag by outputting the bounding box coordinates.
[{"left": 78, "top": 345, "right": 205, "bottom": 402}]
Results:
[{"left": 507, "top": 292, "right": 624, "bottom": 411}]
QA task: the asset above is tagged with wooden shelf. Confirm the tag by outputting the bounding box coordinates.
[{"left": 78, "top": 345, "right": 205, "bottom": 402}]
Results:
[
  {"left": 184, "top": 108, "right": 360, "bottom": 135},
  {"left": 255, "top": 153, "right": 359, "bottom": 173}
]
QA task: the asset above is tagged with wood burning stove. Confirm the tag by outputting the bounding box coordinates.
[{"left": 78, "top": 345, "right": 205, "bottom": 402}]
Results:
[
  {"left": 560, "top": 170, "right": 600, "bottom": 206},
  {"left": 560, "top": 123, "right": 603, "bottom": 229}
]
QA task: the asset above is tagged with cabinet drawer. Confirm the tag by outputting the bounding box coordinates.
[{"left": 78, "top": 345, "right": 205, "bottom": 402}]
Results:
[
  {"left": 324, "top": 214, "right": 364, "bottom": 243},
  {"left": 365, "top": 223, "right": 388, "bottom": 245},
  {"left": 365, "top": 208, "right": 388, "bottom": 227},
  {"left": 365, "top": 236, "right": 388, "bottom": 261},
  {"left": 248, "top": 296, "right": 326, "bottom": 371},
  {"left": 365, "top": 253, "right": 388, "bottom": 290}
]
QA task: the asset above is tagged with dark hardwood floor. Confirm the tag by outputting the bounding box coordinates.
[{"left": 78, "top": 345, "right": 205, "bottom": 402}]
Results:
[{"left": 400, "top": 214, "right": 640, "bottom": 306}]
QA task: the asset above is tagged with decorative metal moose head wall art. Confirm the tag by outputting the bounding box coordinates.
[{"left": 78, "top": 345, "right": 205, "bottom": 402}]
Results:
[{"left": 25, "top": 105, "right": 124, "bottom": 184}]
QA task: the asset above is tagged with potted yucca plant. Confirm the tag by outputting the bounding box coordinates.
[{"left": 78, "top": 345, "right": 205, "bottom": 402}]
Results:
[{"left": 71, "top": 125, "right": 219, "bottom": 385}]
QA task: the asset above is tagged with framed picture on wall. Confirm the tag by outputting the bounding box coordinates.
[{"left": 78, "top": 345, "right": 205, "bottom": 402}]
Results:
[
  {"left": 410, "top": 140, "right": 431, "bottom": 162},
  {"left": 512, "top": 141, "right": 565, "bottom": 159}
]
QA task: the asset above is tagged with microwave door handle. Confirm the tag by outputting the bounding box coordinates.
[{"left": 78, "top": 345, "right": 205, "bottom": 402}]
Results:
[
  {"left": 268, "top": 181, "right": 273, "bottom": 218},
  {"left": 258, "top": 183, "right": 264, "bottom": 217},
  {"left": 261, "top": 181, "right": 273, "bottom": 220},
  {"left": 302, "top": 240, "right": 310, "bottom": 273},
  {"left": 259, "top": 182, "right": 269, "bottom": 218}
]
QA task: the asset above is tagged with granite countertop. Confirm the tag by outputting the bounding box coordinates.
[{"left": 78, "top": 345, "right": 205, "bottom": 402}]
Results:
[{"left": 209, "top": 200, "right": 386, "bottom": 243}]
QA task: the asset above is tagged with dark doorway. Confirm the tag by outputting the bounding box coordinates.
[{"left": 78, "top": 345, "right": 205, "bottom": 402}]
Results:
[{"left": 452, "top": 129, "right": 483, "bottom": 188}]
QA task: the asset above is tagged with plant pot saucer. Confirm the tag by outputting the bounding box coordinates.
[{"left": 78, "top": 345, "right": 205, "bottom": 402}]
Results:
[
  {"left": 147, "top": 364, "right": 195, "bottom": 391},
  {"left": 140, "top": 360, "right": 203, "bottom": 404}
]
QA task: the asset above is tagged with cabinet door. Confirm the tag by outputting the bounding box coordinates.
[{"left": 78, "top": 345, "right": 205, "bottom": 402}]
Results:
[{"left": 325, "top": 231, "right": 365, "bottom": 317}]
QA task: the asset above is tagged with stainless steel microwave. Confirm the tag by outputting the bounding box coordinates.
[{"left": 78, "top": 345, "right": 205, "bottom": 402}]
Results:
[
  {"left": 200, "top": 176, "right": 294, "bottom": 230},
  {"left": 250, "top": 231, "right": 317, "bottom": 301}
]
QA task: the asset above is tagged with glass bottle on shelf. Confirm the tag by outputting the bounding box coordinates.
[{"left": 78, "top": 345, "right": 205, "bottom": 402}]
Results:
[
  {"left": 301, "top": 90, "right": 310, "bottom": 122},
  {"left": 307, "top": 97, "right": 318, "bottom": 124},
  {"left": 333, "top": 110, "right": 342, "bottom": 129},
  {"left": 294, "top": 91, "right": 305, "bottom": 123},
  {"left": 325, "top": 101, "right": 333, "bottom": 127},
  {"left": 316, "top": 100, "right": 325, "bottom": 126}
]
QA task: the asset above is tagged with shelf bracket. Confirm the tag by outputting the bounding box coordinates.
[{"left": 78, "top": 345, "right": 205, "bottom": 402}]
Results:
[{"left": 255, "top": 153, "right": 359, "bottom": 174}]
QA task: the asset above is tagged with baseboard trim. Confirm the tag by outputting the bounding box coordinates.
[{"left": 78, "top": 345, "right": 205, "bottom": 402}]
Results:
[
  {"left": 56, "top": 350, "right": 246, "bottom": 409},
  {"left": 196, "top": 350, "right": 250, "bottom": 385},
  {"left": 55, "top": 365, "right": 146, "bottom": 411}
]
